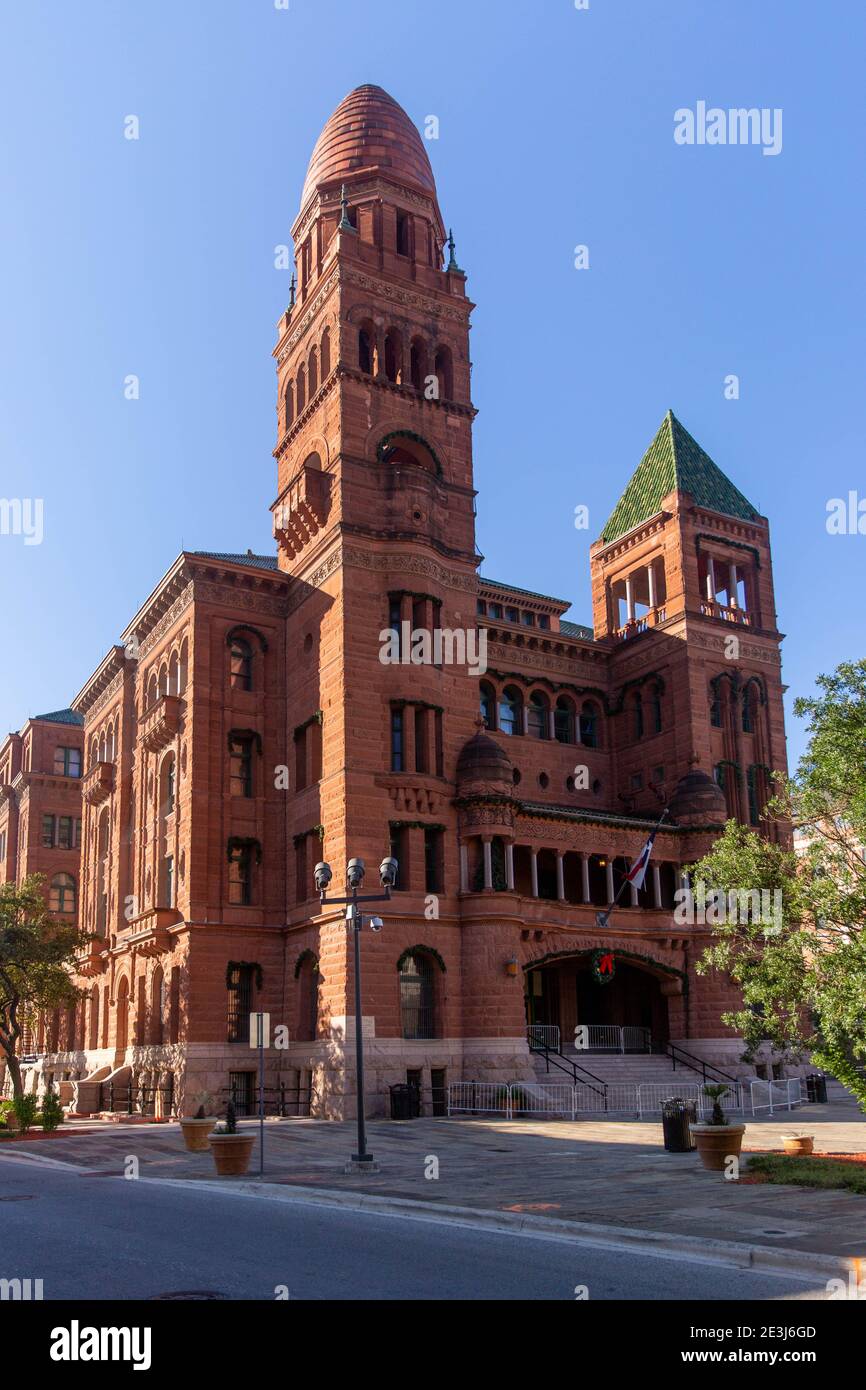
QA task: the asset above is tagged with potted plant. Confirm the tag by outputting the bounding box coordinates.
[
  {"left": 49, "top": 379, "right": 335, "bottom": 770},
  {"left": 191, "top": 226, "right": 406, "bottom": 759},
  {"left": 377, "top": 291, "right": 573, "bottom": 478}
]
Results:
[
  {"left": 689, "top": 1084, "right": 746, "bottom": 1171},
  {"left": 209, "top": 1101, "right": 255, "bottom": 1176},
  {"left": 781, "top": 1132, "right": 815, "bottom": 1156},
  {"left": 180, "top": 1090, "right": 220, "bottom": 1152}
]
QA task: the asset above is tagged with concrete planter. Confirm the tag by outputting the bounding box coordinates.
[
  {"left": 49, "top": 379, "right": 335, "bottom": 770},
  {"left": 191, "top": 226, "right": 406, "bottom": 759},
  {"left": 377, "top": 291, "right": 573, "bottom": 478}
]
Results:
[
  {"left": 782, "top": 1134, "right": 814, "bottom": 1156},
  {"left": 689, "top": 1123, "right": 746, "bottom": 1171},
  {"left": 180, "top": 1116, "right": 218, "bottom": 1152},
  {"left": 209, "top": 1132, "right": 256, "bottom": 1176}
]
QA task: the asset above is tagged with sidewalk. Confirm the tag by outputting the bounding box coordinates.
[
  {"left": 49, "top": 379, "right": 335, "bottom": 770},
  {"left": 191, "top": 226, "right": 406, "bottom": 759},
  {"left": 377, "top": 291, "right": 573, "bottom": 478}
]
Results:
[{"left": 4, "top": 1097, "right": 864, "bottom": 1272}]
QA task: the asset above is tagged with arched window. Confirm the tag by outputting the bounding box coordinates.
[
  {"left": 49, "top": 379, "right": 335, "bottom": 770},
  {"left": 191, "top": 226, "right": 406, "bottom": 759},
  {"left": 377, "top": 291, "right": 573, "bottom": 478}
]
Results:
[
  {"left": 554, "top": 696, "right": 576, "bottom": 744},
  {"left": 168, "top": 650, "right": 179, "bottom": 696},
  {"left": 296, "top": 953, "right": 320, "bottom": 1043},
  {"left": 633, "top": 691, "right": 644, "bottom": 740},
  {"left": 742, "top": 686, "right": 758, "bottom": 733},
  {"left": 116, "top": 977, "right": 129, "bottom": 1052},
  {"left": 528, "top": 691, "right": 549, "bottom": 739},
  {"left": 498, "top": 685, "right": 523, "bottom": 736},
  {"left": 358, "top": 326, "right": 373, "bottom": 375},
  {"left": 150, "top": 966, "right": 164, "bottom": 1045},
  {"left": 296, "top": 365, "right": 306, "bottom": 414},
  {"left": 160, "top": 756, "right": 175, "bottom": 816},
  {"left": 146, "top": 673, "right": 158, "bottom": 710},
  {"left": 649, "top": 682, "right": 662, "bottom": 734},
  {"left": 178, "top": 638, "right": 189, "bottom": 694},
  {"left": 88, "top": 984, "right": 100, "bottom": 1051},
  {"left": 320, "top": 327, "right": 331, "bottom": 379},
  {"left": 399, "top": 952, "right": 435, "bottom": 1039},
  {"left": 307, "top": 346, "right": 318, "bottom": 397},
  {"left": 580, "top": 700, "right": 600, "bottom": 749},
  {"left": 410, "top": 337, "right": 428, "bottom": 391},
  {"left": 49, "top": 873, "right": 76, "bottom": 914},
  {"left": 284, "top": 380, "right": 294, "bottom": 430},
  {"left": 229, "top": 636, "right": 253, "bottom": 691},
  {"left": 479, "top": 681, "right": 496, "bottom": 730},
  {"left": 384, "top": 329, "right": 402, "bottom": 384},
  {"left": 433, "top": 345, "right": 453, "bottom": 401}
]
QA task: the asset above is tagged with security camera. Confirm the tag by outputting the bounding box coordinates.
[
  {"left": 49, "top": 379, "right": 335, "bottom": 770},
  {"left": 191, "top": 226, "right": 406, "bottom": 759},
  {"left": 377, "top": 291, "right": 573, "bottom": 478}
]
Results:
[
  {"left": 379, "top": 856, "right": 399, "bottom": 889},
  {"left": 369, "top": 916, "right": 384, "bottom": 932},
  {"left": 314, "top": 861, "right": 332, "bottom": 893},
  {"left": 346, "top": 857, "right": 366, "bottom": 889}
]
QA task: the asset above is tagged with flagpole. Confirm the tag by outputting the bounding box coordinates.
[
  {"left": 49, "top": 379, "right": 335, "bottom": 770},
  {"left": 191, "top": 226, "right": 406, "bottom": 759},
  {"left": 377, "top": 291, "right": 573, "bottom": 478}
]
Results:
[{"left": 595, "top": 807, "right": 669, "bottom": 929}]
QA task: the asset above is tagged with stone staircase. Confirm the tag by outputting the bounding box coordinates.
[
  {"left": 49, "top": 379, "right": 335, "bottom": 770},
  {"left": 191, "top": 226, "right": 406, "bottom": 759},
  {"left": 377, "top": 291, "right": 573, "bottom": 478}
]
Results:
[{"left": 531, "top": 1049, "right": 740, "bottom": 1088}]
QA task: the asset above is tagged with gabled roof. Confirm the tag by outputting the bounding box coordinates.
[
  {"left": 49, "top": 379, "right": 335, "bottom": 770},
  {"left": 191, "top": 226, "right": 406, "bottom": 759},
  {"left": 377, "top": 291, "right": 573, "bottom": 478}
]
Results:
[
  {"left": 32, "top": 708, "right": 84, "bottom": 727},
  {"left": 600, "top": 410, "right": 760, "bottom": 544}
]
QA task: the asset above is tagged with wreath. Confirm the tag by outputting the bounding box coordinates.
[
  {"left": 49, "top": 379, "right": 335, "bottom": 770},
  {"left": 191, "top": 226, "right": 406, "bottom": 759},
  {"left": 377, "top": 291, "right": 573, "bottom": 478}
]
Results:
[{"left": 591, "top": 949, "right": 616, "bottom": 986}]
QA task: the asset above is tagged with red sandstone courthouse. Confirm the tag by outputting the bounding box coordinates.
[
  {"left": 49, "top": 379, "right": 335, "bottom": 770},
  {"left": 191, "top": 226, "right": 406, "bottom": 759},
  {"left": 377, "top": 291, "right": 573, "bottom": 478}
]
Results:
[{"left": 2, "top": 86, "right": 791, "bottom": 1118}]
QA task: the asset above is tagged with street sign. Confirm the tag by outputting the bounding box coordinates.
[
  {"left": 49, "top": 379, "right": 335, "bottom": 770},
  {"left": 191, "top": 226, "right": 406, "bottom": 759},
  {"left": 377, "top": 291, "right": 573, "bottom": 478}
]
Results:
[{"left": 250, "top": 1012, "right": 270, "bottom": 1049}]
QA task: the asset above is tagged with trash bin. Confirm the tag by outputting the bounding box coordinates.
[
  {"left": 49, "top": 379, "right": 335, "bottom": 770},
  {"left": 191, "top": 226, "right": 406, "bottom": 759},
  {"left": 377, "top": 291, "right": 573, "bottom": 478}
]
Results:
[
  {"left": 661, "top": 1098, "right": 697, "bottom": 1152},
  {"left": 389, "top": 1083, "right": 420, "bottom": 1120},
  {"left": 806, "top": 1074, "right": 827, "bottom": 1104}
]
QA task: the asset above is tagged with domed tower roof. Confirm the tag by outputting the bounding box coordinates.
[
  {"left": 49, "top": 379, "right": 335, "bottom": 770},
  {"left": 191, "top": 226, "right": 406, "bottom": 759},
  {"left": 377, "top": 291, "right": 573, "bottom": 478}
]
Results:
[
  {"left": 456, "top": 731, "right": 514, "bottom": 799},
  {"left": 300, "top": 84, "right": 439, "bottom": 212},
  {"left": 668, "top": 769, "right": 727, "bottom": 828}
]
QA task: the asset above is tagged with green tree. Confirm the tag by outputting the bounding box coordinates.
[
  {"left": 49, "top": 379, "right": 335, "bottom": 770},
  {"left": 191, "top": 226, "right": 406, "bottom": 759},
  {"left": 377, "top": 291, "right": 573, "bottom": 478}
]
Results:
[
  {"left": 690, "top": 659, "right": 866, "bottom": 1111},
  {"left": 0, "top": 876, "right": 89, "bottom": 1099}
]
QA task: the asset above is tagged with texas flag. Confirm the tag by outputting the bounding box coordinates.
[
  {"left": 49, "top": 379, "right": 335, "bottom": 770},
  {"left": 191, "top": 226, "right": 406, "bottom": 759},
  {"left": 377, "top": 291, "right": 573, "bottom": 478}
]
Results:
[{"left": 624, "top": 834, "right": 656, "bottom": 891}]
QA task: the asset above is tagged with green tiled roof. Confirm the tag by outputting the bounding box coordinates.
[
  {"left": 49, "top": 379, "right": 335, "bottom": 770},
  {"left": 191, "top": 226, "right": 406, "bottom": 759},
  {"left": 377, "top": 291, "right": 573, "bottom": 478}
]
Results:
[
  {"left": 33, "top": 708, "right": 84, "bottom": 726},
  {"left": 601, "top": 410, "right": 760, "bottom": 544}
]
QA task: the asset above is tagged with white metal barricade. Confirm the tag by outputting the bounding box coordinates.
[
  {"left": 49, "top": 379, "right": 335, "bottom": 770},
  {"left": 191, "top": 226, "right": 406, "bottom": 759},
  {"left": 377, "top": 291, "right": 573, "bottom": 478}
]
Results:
[
  {"left": 526, "top": 1025, "right": 561, "bottom": 1053},
  {"left": 511, "top": 1083, "right": 575, "bottom": 1120},
  {"left": 447, "top": 1082, "right": 508, "bottom": 1116}
]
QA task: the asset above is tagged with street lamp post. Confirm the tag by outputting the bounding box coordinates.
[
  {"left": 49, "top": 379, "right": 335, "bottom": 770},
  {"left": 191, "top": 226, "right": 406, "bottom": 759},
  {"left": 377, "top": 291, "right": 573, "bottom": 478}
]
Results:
[{"left": 316, "top": 855, "right": 398, "bottom": 1169}]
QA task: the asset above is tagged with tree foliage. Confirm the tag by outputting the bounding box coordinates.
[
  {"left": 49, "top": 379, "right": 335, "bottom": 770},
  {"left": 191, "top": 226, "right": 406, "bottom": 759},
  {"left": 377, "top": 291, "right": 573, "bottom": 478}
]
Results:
[
  {"left": 0, "top": 875, "right": 89, "bottom": 1098},
  {"left": 690, "top": 659, "right": 866, "bottom": 1110}
]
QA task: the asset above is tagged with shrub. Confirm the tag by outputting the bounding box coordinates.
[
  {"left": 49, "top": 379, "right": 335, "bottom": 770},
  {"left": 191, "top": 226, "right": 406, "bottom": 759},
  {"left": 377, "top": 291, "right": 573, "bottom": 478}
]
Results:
[
  {"left": 12, "top": 1094, "right": 39, "bottom": 1134},
  {"left": 41, "top": 1087, "right": 64, "bottom": 1132}
]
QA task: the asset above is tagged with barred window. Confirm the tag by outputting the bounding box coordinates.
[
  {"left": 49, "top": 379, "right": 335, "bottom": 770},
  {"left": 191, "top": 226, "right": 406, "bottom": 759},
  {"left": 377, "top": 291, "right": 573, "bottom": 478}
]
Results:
[{"left": 227, "top": 964, "right": 256, "bottom": 1043}]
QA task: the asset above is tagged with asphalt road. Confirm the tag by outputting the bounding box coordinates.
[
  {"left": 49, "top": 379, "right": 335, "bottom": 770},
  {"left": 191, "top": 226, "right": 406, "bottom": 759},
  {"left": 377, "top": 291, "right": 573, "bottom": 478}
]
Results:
[{"left": 0, "top": 1152, "right": 831, "bottom": 1301}]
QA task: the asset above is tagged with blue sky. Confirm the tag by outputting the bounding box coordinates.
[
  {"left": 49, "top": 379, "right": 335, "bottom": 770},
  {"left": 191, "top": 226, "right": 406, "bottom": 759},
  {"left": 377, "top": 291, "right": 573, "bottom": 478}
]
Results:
[{"left": 1, "top": 0, "right": 863, "bottom": 769}]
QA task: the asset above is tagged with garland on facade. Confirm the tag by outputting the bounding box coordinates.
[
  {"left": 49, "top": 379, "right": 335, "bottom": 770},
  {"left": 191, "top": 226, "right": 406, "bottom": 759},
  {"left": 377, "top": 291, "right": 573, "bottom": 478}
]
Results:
[{"left": 591, "top": 948, "right": 616, "bottom": 986}]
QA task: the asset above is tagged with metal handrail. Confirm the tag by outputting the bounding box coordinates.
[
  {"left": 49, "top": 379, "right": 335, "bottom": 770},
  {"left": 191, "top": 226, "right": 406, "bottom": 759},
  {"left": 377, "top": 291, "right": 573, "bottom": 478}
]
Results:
[
  {"left": 534, "top": 1043, "right": 607, "bottom": 1101},
  {"left": 665, "top": 1041, "right": 738, "bottom": 1085}
]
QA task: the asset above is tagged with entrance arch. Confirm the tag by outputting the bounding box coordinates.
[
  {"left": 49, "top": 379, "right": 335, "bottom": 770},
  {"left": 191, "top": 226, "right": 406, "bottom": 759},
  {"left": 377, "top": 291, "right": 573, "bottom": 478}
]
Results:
[{"left": 525, "top": 950, "right": 681, "bottom": 1050}]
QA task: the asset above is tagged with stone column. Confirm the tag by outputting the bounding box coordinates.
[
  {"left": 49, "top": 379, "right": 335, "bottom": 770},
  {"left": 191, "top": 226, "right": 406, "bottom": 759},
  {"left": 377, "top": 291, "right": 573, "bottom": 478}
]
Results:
[
  {"left": 521, "top": 704, "right": 530, "bottom": 736},
  {"left": 625, "top": 574, "right": 635, "bottom": 622},
  {"left": 482, "top": 837, "right": 493, "bottom": 891},
  {"left": 605, "top": 856, "right": 615, "bottom": 903},
  {"left": 556, "top": 852, "right": 565, "bottom": 902},
  {"left": 652, "top": 863, "right": 662, "bottom": 909},
  {"left": 580, "top": 853, "right": 590, "bottom": 903},
  {"left": 459, "top": 842, "right": 469, "bottom": 893},
  {"left": 728, "top": 562, "right": 739, "bottom": 610},
  {"left": 706, "top": 555, "right": 716, "bottom": 604},
  {"left": 548, "top": 708, "right": 557, "bottom": 740},
  {"left": 530, "top": 850, "right": 539, "bottom": 898},
  {"left": 629, "top": 875, "right": 639, "bottom": 907},
  {"left": 505, "top": 841, "right": 515, "bottom": 891},
  {"left": 647, "top": 561, "right": 656, "bottom": 610}
]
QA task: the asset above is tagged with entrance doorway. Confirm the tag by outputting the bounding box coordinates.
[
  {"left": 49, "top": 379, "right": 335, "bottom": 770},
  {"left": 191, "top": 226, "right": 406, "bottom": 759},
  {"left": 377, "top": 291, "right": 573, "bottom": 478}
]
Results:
[{"left": 525, "top": 956, "right": 670, "bottom": 1050}]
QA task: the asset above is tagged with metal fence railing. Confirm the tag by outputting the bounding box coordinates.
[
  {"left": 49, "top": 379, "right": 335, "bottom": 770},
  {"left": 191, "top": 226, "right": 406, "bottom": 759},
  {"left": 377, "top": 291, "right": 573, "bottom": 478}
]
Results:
[
  {"left": 527, "top": 1025, "right": 561, "bottom": 1053},
  {"left": 448, "top": 1078, "right": 803, "bottom": 1121},
  {"left": 573, "top": 1025, "right": 652, "bottom": 1054}
]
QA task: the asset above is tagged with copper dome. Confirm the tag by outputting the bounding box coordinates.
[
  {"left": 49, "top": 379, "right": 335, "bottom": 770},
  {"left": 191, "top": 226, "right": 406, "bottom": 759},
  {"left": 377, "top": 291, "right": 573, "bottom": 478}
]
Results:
[
  {"left": 456, "top": 731, "right": 514, "bottom": 797},
  {"left": 668, "top": 770, "right": 727, "bottom": 827},
  {"left": 300, "top": 85, "right": 438, "bottom": 211}
]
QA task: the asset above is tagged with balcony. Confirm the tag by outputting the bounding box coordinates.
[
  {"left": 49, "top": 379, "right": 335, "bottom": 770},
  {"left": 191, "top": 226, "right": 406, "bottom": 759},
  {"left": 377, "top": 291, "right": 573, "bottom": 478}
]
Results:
[
  {"left": 272, "top": 462, "right": 330, "bottom": 559},
  {"left": 614, "top": 607, "right": 667, "bottom": 642},
  {"left": 138, "top": 694, "right": 183, "bottom": 753},
  {"left": 75, "top": 943, "right": 107, "bottom": 976},
  {"left": 82, "top": 760, "right": 115, "bottom": 806},
  {"left": 123, "top": 906, "right": 179, "bottom": 955},
  {"left": 700, "top": 600, "right": 751, "bottom": 626}
]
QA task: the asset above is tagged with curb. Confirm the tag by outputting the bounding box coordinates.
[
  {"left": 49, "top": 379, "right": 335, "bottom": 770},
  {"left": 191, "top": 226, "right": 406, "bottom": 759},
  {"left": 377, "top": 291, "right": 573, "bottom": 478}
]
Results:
[{"left": 144, "top": 1175, "right": 863, "bottom": 1281}]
